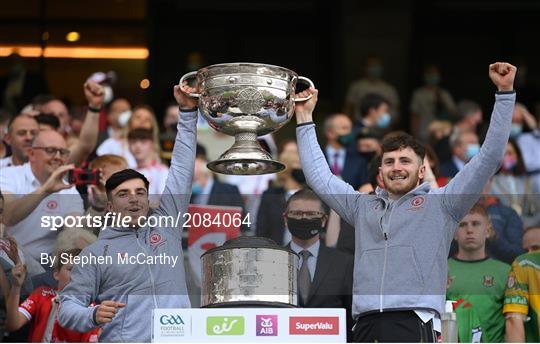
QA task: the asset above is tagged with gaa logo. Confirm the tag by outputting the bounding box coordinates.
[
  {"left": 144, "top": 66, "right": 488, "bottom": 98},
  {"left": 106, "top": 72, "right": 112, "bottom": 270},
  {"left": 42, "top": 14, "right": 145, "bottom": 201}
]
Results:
[
  {"left": 410, "top": 196, "right": 425, "bottom": 207},
  {"left": 47, "top": 200, "right": 58, "bottom": 210},
  {"left": 160, "top": 314, "right": 185, "bottom": 325}
]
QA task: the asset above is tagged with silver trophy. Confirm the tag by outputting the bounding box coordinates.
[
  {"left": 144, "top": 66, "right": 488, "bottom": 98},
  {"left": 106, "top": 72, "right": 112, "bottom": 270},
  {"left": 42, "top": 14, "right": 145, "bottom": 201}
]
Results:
[{"left": 180, "top": 62, "right": 314, "bottom": 175}]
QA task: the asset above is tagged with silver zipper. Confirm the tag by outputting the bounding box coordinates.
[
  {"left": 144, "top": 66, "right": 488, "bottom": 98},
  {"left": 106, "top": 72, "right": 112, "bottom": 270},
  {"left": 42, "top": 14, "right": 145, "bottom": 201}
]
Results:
[{"left": 380, "top": 232, "right": 388, "bottom": 312}]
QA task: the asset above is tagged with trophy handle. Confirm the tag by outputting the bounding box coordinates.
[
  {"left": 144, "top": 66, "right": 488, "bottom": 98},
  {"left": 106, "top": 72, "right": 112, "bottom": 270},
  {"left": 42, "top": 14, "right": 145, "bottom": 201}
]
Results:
[
  {"left": 293, "top": 76, "right": 315, "bottom": 102},
  {"left": 179, "top": 71, "right": 201, "bottom": 98}
]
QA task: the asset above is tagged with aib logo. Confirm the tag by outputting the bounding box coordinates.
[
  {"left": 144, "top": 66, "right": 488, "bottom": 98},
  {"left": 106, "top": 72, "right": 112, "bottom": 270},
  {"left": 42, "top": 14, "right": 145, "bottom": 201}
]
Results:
[
  {"left": 206, "top": 316, "right": 245, "bottom": 335},
  {"left": 256, "top": 315, "right": 278, "bottom": 336},
  {"left": 160, "top": 314, "right": 185, "bottom": 325}
]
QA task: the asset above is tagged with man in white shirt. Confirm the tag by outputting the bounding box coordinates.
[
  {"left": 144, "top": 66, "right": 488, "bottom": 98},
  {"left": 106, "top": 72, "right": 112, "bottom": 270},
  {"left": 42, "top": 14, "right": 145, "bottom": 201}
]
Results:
[
  {"left": 0, "top": 114, "right": 39, "bottom": 168},
  {"left": 0, "top": 130, "right": 84, "bottom": 263}
]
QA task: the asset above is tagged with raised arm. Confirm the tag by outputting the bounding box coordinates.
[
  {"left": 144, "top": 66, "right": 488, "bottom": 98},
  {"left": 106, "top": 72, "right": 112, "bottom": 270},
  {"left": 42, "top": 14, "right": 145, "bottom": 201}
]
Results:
[
  {"left": 154, "top": 84, "right": 198, "bottom": 219},
  {"left": 67, "top": 81, "right": 104, "bottom": 166},
  {"left": 295, "top": 88, "right": 361, "bottom": 226},
  {"left": 440, "top": 63, "right": 516, "bottom": 222}
]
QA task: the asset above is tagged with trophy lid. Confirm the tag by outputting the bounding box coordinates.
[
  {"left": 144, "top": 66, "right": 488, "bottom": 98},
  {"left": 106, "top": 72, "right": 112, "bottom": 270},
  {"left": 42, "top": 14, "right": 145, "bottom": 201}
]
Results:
[{"left": 202, "top": 236, "right": 296, "bottom": 256}]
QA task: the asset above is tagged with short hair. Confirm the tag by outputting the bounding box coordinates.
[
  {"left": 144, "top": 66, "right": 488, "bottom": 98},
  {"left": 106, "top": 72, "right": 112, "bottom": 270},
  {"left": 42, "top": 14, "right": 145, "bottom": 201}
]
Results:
[
  {"left": 55, "top": 248, "right": 82, "bottom": 271},
  {"left": 381, "top": 132, "right": 425, "bottom": 161},
  {"left": 35, "top": 113, "right": 61, "bottom": 130},
  {"left": 105, "top": 169, "right": 149, "bottom": 198},
  {"left": 7, "top": 113, "right": 38, "bottom": 131},
  {"left": 524, "top": 225, "right": 540, "bottom": 233},
  {"left": 359, "top": 93, "right": 389, "bottom": 117},
  {"left": 89, "top": 154, "right": 128, "bottom": 170},
  {"left": 453, "top": 100, "right": 481, "bottom": 122},
  {"left": 0, "top": 109, "right": 11, "bottom": 124},
  {"left": 467, "top": 203, "right": 489, "bottom": 219},
  {"left": 31, "top": 94, "right": 55, "bottom": 108},
  {"left": 323, "top": 113, "right": 350, "bottom": 134},
  {"left": 285, "top": 188, "right": 330, "bottom": 215},
  {"left": 449, "top": 129, "right": 472, "bottom": 148},
  {"left": 128, "top": 128, "right": 154, "bottom": 141}
]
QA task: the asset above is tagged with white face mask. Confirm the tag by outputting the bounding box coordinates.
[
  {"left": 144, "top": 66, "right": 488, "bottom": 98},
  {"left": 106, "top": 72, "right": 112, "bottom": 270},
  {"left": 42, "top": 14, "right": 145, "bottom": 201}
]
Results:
[{"left": 117, "top": 110, "right": 132, "bottom": 128}]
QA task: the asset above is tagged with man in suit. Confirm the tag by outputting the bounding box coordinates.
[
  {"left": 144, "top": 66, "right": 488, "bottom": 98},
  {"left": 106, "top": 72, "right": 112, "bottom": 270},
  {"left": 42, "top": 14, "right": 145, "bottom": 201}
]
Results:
[
  {"left": 323, "top": 113, "right": 368, "bottom": 189},
  {"left": 191, "top": 157, "right": 245, "bottom": 222},
  {"left": 284, "top": 188, "right": 354, "bottom": 339},
  {"left": 440, "top": 130, "right": 479, "bottom": 178}
]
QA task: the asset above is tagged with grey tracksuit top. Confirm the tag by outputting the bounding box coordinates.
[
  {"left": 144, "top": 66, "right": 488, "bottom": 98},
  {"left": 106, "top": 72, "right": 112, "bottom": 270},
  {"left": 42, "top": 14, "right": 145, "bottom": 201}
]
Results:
[
  {"left": 58, "top": 110, "right": 197, "bottom": 342},
  {"left": 296, "top": 92, "right": 515, "bottom": 318}
]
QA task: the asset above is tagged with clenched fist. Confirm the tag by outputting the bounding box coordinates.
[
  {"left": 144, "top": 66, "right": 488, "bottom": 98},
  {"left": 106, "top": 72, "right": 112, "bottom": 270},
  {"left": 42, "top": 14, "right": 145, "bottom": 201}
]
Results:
[
  {"left": 95, "top": 300, "right": 125, "bottom": 325},
  {"left": 489, "top": 62, "right": 516, "bottom": 92}
]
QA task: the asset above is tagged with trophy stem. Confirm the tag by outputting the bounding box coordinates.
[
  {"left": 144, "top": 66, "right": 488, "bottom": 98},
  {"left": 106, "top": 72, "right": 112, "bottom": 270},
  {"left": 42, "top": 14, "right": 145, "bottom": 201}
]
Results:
[{"left": 206, "top": 130, "right": 285, "bottom": 175}]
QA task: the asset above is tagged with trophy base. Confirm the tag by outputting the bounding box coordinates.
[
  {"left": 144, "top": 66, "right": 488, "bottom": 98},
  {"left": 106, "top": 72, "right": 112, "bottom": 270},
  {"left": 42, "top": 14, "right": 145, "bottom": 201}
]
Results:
[
  {"left": 207, "top": 131, "right": 286, "bottom": 175},
  {"left": 207, "top": 158, "right": 285, "bottom": 175}
]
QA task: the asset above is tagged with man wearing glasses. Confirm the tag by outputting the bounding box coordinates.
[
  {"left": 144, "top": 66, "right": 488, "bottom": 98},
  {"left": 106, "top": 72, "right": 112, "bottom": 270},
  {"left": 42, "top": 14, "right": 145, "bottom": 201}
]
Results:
[
  {"left": 284, "top": 188, "right": 354, "bottom": 340},
  {"left": 0, "top": 129, "right": 83, "bottom": 266}
]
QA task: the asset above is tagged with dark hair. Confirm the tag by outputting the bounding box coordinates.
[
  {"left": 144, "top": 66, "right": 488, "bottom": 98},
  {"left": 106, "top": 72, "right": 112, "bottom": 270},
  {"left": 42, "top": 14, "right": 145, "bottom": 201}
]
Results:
[
  {"left": 55, "top": 248, "right": 82, "bottom": 271},
  {"left": 7, "top": 112, "right": 38, "bottom": 131},
  {"left": 453, "top": 100, "right": 481, "bottom": 122},
  {"left": 285, "top": 188, "right": 330, "bottom": 215},
  {"left": 31, "top": 94, "right": 55, "bottom": 108},
  {"left": 423, "top": 144, "right": 440, "bottom": 177},
  {"left": 381, "top": 132, "right": 425, "bottom": 161},
  {"left": 359, "top": 93, "right": 389, "bottom": 117},
  {"left": 128, "top": 128, "right": 154, "bottom": 141},
  {"left": 105, "top": 169, "right": 149, "bottom": 198},
  {"left": 35, "top": 113, "right": 61, "bottom": 130},
  {"left": 196, "top": 143, "right": 207, "bottom": 159},
  {"left": 504, "top": 138, "right": 527, "bottom": 176}
]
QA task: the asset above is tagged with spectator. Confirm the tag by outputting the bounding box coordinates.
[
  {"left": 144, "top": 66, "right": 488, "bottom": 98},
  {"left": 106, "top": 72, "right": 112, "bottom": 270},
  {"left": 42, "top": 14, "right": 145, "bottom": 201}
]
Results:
[
  {"left": 159, "top": 102, "right": 179, "bottom": 164},
  {"left": 503, "top": 249, "right": 539, "bottom": 342},
  {"left": 452, "top": 100, "right": 484, "bottom": 135},
  {"left": 40, "top": 98, "right": 71, "bottom": 138},
  {"left": 447, "top": 203, "right": 510, "bottom": 342},
  {"left": 323, "top": 113, "right": 368, "bottom": 189},
  {"left": 35, "top": 113, "right": 60, "bottom": 131},
  {"left": 0, "top": 114, "right": 39, "bottom": 168},
  {"left": 440, "top": 130, "right": 479, "bottom": 178},
  {"left": 355, "top": 93, "right": 391, "bottom": 134},
  {"left": 58, "top": 83, "right": 198, "bottom": 342},
  {"left": 191, "top": 157, "right": 244, "bottom": 212},
  {"left": 5, "top": 247, "right": 98, "bottom": 342},
  {"left": 478, "top": 180, "right": 525, "bottom": 264},
  {"left": 97, "top": 105, "right": 160, "bottom": 168},
  {"left": 410, "top": 64, "right": 456, "bottom": 141},
  {"left": 515, "top": 104, "right": 540, "bottom": 193},
  {"left": 427, "top": 119, "right": 453, "bottom": 163},
  {"left": 0, "top": 109, "right": 10, "bottom": 159},
  {"left": 0, "top": 130, "right": 84, "bottom": 264},
  {"left": 344, "top": 55, "right": 400, "bottom": 121},
  {"left": 355, "top": 127, "right": 382, "bottom": 164},
  {"left": 257, "top": 149, "right": 305, "bottom": 245},
  {"left": 128, "top": 128, "right": 168, "bottom": 208},
  {"left": 284, "top": 188, "right": 354, "bottom": 341},
  {"left": 488, "top": 139, "right": 540, "bottom": 228},
  {"left": 522, "top": 226, "right": 540, "bottom": 253}
]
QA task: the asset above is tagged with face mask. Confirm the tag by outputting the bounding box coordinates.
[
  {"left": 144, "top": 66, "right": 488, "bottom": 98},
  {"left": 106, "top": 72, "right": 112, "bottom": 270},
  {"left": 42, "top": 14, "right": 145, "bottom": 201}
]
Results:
[
  {"left": 466, "top": 144, "right": 480, "bottom": 160},
  {"left": 510, "top": 123, "right": 522, "bottom": 138},
  {"left": 367, "top": 65, "right": 383, "bottom": 79},
  {"left": 192, "top": 183, "right": 202, "bottom": 195},
  {"left": 502, "top": 156, "right": 518, "bottom": 171},
  {"left": 376, "top": 113, "right": 391, "bottom": 128},
  {"left": 360, "top": 151, "right": 377, "bottom": 163},
  {"left": 291, "top": 168, "right": 306, "bottom": 184},
  {"left": 117, "top": 110, "right": 132, "bottom": 128},
  {"left": 337, "top": 132, "right": 354, "bottom": 147},
  {"left": 424, "top": 74, "right": 440, "bottom": 86},
  {"left": 286, "top": 217, "right": 323, "bottom": 240}
]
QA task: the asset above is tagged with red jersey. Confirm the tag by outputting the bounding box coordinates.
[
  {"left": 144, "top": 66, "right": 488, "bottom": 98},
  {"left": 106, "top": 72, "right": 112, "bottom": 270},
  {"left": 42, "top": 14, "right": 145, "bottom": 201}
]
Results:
[{"left": 19, "top": 286, "right": 99, "bottom": 343}]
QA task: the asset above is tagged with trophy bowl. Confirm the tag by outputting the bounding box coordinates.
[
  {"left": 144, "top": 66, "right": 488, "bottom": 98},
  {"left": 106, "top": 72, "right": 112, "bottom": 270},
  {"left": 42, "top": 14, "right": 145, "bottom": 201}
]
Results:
[{"left": 180, "top": 62, "right": 314, "bottom": 175}]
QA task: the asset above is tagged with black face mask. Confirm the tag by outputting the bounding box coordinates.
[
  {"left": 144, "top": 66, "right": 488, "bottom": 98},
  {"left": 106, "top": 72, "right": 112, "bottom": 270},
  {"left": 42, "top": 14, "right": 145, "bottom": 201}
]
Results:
[
  {"left": 359, "top": 151, "right": 377, "bottom": 163},
  {"left": 291, "top": 168, "right": 306, "bottom": 184},
  {"left": 286, "top": 217, "right": 323, "bottom": 240}
]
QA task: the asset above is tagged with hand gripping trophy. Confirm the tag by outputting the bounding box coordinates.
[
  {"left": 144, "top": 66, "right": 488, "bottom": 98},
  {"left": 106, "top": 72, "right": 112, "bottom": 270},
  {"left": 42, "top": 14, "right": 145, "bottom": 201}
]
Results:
[{"left": 180, "top": 63, "right": 314, "bottom": 175}]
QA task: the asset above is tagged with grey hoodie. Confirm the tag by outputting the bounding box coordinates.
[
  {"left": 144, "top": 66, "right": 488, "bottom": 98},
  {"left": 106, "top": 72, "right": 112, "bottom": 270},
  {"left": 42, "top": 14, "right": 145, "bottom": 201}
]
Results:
[
  {"left": 296, "top": 92, "right": 515, "bottom": 318},
  {"left": 58, "top": 110, "right": 197, "bottom": 342}
]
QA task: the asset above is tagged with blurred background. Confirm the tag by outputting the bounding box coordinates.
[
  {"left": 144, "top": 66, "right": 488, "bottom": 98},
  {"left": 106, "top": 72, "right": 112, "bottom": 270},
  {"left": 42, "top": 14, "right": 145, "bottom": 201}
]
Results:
[{"left": 0, "top": 0, "right": 539, "bottom": 135}]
